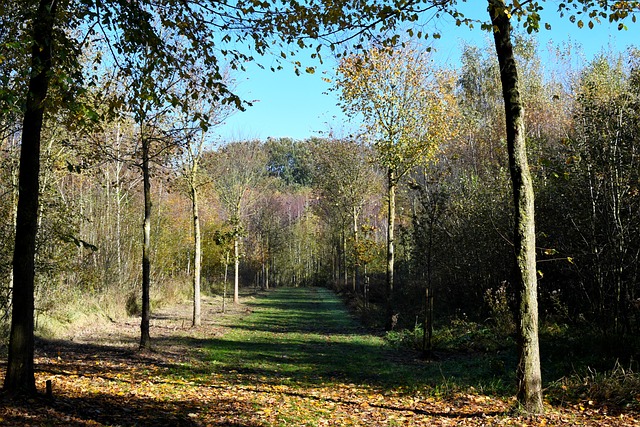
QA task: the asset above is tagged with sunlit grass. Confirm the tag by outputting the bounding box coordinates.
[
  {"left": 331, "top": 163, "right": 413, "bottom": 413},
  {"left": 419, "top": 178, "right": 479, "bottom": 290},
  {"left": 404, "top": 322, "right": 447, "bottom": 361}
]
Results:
[{"left": 201, "top": 287, "right": 516, "bottom": 398}]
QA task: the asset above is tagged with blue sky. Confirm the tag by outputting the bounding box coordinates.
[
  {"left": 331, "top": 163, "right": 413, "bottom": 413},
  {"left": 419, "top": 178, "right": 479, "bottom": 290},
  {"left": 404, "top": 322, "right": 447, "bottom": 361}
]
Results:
[{"left": 215, "top": 3, "right": 639, "bottom": 141}]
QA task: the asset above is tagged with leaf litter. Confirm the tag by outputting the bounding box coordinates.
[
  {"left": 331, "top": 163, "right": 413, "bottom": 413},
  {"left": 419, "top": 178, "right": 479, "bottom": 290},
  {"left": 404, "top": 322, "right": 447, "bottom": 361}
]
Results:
[{"left": 0, "top": 291, "right": 638, "bottom": 426}]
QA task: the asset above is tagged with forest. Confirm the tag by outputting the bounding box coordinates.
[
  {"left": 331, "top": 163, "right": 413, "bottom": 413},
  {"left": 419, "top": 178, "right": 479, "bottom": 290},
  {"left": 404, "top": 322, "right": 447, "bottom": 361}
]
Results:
[{"left": 2, "top": 0, "right": 640, "bottom": 425}]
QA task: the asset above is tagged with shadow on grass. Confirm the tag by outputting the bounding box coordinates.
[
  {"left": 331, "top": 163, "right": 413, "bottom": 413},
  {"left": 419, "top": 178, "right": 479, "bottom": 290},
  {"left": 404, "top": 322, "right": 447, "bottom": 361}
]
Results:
[
  {"left": 1, "top": 287, "right": 517, "bottom": 426},
  {"left": 171, "top": 287, "right": 517, "bottom": 395}
]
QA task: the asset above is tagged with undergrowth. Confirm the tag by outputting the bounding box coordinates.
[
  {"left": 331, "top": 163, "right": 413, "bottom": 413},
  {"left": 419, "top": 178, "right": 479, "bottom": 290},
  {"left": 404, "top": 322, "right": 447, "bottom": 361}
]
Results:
[
  {"left": 32, "top": 274, "right": 192, "bottom": 340},
  {"left": 547, "top": 361, "right": 640, "bottom": 411},
  {"left": 341, "top": 289, "right": 640, "bottom": 411}
]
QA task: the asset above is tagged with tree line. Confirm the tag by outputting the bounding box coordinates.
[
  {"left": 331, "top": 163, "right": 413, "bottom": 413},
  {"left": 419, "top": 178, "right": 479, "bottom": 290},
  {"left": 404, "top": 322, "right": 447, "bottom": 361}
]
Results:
[{"left": 1, "top": 0, "right": 638, "bottom": 415}]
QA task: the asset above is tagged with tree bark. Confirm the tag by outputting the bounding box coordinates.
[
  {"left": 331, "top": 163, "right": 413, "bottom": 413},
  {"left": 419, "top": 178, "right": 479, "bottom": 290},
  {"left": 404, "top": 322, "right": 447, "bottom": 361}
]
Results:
[
  {"left": 4, "top": 0, "right": 57, "bottom": 395},
  {"left": 353, "top": 206, "right": 359, "bottom": 293},
  {"left": 265, "top": 236, "right": 270, "bottom": 290},
  {"left": 233, "top": 235, "right": 239, "bottom": 304},
  {"left": 342, "top": 228, "right": 348, "bottom": 289},
  {"left": 140, "top": 137, "right": 151, "bottom": 349},
  {"left": 488, "top": 0, "right": 543, "bottom": 414},
  {"left": 223, "top": 251, "right": 229, "bottom": 312},
  {"left": 386, "top": 168, "right": 396, "bottom": 330},
  {"left": 114, "top": 123, "right": 124, "bottom": 285},
  {"left": 191, "top": 179, "right": 201, "bottom": 327}
]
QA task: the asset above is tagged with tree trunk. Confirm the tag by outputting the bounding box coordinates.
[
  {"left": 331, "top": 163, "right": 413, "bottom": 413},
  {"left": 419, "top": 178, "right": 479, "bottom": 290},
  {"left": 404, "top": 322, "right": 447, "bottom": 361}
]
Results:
[
  {"left": 265, "top": 236, "right": 270, "bottom": 290},
  {"left": 223, "top": 251, "right": 229, "bottom": 313},
  {"left": 191, "top": 179, "right": 201, "bottom": 327},
  {"left": 4, "top": 0, "right": 57, "bottom": 395},
  {"left": 488, "top": 0, "right": 543, "bottom": 414},
  {"left": 115, "top": 123, "right": 124, "bottom": 285},
  {"left": 353, "top": 207, "right": 359, "bottom": 293},
  {"left": 386, "top": 168, "right": 396, "bottom": 330},
  {"left": 342, "top": 228, "right": 348, "bottom": 289},
  {"left": 8, "top": 134, "right": 19, "bottom": 294},
  {"left": 140, "top": 137, "right": 151, "bottom": 349},
  {"left": 234, "top": 235, "right": 239, "bottom": 304}
]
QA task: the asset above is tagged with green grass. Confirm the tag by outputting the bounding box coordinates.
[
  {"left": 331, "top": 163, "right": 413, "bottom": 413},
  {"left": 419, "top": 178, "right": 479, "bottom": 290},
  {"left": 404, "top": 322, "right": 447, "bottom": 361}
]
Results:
[{"left": 197, "top": 287, "right": 516, "bottom": 397}]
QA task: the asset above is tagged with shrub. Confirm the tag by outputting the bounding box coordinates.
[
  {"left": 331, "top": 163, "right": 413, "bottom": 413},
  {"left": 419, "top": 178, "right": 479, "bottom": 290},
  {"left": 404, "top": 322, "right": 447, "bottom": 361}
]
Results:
[
  {"left": 484, "top": 284, "right": 515, "bottom": 336},
  {"left": 548, "top": 360, "right": 640, "bottom": 410},
  {"left": 385, "top": 324, "right": 424, "bottom": 350}
]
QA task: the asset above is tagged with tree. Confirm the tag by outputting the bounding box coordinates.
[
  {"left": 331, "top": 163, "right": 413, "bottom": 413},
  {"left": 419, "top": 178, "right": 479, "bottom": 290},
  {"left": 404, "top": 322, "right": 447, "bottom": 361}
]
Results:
[
  {"left": 486, "top": 0, "right": 543, "bottom": 413},
  {"left": 4, "top": 0, "right": 58, "bottom": 395},
  {"left": 313, "top": 138, "right": 378, "bottom": 293},
  {"left": 556, "top": 52, "right": 640, "bottom": 334},
  {"left": 175, "top": 90, "right": 236, "bottom": 327},
  {"left": 335, "top": 43, "right": 458, "bottom": 328},
  {"left": 443, "top": 0, "right": 638, "bottom": 413},
  {"left": 117, "top": 44, "right": 198, "bottom": 349},
  {"left": 182, "top": 126, "right": 209, "bottom": 328},
  {"left": 205, "top": 140, "right": 266, "bottom": 304},
  {"left": 3, "top": 0, "right": 436, "bottom": 393}
]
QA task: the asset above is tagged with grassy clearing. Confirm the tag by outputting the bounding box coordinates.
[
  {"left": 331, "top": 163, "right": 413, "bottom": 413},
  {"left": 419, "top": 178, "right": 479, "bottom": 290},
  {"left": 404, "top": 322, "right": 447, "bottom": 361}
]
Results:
[{"left": 201, "top": 287, "right": 514, "bottom": 397}]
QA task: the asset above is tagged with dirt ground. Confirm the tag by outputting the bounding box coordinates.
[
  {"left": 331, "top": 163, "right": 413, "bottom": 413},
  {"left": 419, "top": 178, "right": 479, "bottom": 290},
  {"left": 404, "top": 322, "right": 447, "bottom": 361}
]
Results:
[{"left": 60, "top": 293, "right": 254, "bottom": 361}]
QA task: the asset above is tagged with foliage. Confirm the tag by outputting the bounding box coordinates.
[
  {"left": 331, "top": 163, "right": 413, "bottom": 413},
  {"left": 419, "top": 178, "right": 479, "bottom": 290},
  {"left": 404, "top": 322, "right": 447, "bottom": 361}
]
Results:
[
  {"left": 265, "top": 137, "right": 314, "bottom": 187},
  {"left": 432, "top": 317, "right": 515, "bottom": 354},
  {"left": 312, "top": 137, "right": 381, "bottom": 291},
  {"left": 534, "top": 50, "right": 640, "bottom": 334},
  {"left": 335, "top": 42, "right": 459, "bottom": 179},
  {"left": 205, "top": 140, "right": 267, "bottom": 225},
  {"left": 1, "top": 0, "right": 640, "bottom": 407},
  {"left": 385, "top": 324, "right": 425, "bottom": 350}
]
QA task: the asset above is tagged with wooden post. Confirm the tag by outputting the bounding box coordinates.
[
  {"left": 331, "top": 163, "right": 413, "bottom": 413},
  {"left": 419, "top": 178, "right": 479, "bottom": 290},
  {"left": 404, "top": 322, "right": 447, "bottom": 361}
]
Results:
[{"left": 45, "top": 379, "right": 52, "bottom": 398}]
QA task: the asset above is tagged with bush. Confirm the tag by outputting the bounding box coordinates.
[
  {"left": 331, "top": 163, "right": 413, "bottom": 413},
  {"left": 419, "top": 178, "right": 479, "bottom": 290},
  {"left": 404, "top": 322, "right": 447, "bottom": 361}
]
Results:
[
  {"left": 484, "top": 284, "right": 515, "bottom": 336},
  {"left": 126, "top": 291, "right": 140, "bottom": 316},
  {"left": 385, "top": 324, "right": 424, "bottom": 350},
  {"left": 547, "top": 361, "right": 640, "bottom": 410},
  {"left": 433, "top": 317, "right": 514, "bottom": 353}
]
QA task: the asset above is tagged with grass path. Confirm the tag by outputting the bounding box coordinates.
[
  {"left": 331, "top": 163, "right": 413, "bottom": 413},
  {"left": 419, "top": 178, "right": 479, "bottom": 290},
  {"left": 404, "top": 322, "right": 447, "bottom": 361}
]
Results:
[{"left": 1, "top": 287, "right": 637, "bottom": 426}]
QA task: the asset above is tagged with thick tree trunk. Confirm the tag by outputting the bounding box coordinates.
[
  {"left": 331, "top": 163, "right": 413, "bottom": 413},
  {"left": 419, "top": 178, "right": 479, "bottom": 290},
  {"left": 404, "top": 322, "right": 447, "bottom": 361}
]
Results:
[
  {"left": 140, "top": 138, "right": 151, "bottom": 349},
  {"left": 191, "top": 180, "right": 201, "bottom": 327},
  {"left": 386, "top": 168, "right": 396, "bottom": 330},
  {"left": 4, "top": 0, "right": 57, "bottom": 395},
  {"left": 488, "top": 0, "right": 543, "bottom": 414}
]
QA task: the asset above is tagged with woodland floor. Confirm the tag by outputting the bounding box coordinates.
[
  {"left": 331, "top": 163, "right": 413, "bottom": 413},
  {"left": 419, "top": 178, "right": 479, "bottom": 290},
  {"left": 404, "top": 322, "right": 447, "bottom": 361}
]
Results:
[{"left": 0, "top": 287, "right": 639, "bottom": 426}]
